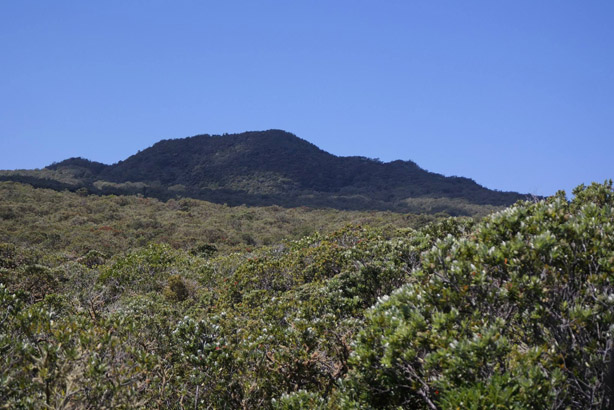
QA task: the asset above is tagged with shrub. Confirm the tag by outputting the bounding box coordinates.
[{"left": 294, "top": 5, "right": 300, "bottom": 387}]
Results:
[
  {"left": 163, "top": 274, "right": 189, "bottom": 301},
  {"left": 341, "top": 182, "right": 614, "bottom": 409}
]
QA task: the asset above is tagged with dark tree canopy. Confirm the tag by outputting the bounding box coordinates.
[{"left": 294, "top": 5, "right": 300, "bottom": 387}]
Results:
[{"left": 0, "top": 130, "right": 527, "bottom": 215}]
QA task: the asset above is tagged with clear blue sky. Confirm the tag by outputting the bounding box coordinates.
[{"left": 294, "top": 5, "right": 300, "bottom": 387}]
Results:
[{"left": 2, "top": 1, "right": 613, "bottom": 196}]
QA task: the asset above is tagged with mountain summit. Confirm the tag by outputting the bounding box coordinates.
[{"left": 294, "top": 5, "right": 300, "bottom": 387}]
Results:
[{"left": 1, "top": 130, "right": 527, "bottom": 215}]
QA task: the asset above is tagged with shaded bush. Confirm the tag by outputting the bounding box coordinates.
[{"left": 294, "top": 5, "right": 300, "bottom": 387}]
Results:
[{"left": 163, "top": 274, "right": 189, "bottom": 302}]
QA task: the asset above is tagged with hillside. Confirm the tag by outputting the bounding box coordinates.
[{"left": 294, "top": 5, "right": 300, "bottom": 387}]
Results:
[
  {"left": 1, "top": 181, "right": 613, "bottom": 408},
  {"left": 0, "top": 130, "right": 527, "bottom": 215},
  {"left": 0, "top": 181, "right": 436, "bottom": 257}
]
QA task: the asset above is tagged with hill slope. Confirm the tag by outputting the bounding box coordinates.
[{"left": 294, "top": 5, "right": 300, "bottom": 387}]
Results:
[
  {"left": 0, "top": 130, "right": 527, "bottom": 215},
  {"left": 1, "top": 182, "right": 613, "bottom": 408}
]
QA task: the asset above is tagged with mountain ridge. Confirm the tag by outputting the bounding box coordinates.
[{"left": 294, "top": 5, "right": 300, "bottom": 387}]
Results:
[{"left": 0, "top": 130, "right": 528, "bottom": 215}]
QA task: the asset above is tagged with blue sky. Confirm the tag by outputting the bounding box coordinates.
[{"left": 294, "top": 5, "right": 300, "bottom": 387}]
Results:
[{"left": 1, "top": 1, "right": 613, "bottom": 196}]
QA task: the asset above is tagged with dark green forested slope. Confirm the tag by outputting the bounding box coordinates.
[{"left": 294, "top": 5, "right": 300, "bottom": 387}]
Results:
[
  {"left": 1, "top": 181, "right": 613, "bottom": 408},
  {"left": 0, "top": 130, "right": 527, "bottom": 215}
]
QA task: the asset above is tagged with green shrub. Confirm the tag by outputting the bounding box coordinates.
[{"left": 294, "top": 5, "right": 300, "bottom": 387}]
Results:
[
  {"left": 163, "top": 274, "right": 189, "bottom": 301},
  {"left": 340, "top": 182, "right": 614, "bottom": 409}
]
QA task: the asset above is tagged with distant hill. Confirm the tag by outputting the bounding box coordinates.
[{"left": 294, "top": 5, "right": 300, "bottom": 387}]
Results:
[{"left": 0, "top": 130, "right": 528, "bottom": 215}]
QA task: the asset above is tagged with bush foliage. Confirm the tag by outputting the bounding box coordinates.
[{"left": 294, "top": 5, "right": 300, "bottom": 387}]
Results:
[{"left": 1, "top": 181, "right": 614, "bottom": 408}]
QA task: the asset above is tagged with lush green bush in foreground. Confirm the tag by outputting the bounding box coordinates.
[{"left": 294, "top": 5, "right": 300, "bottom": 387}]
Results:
[
  {"left": 330, "top": 182, "right": 614, "bottom": 409},
  {"left": 1, "top": 182, "right": 614, "bottom": 408}
]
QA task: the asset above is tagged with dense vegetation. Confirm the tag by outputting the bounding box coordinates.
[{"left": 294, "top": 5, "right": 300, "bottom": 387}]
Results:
[
  {"left": 0, "top": 181, "right": 436, "bottom": 257},
  {"left": 1, "top": 181, "right": 613, "bottom": 408},
  {"left": 0, "top": 130, "right": 526, "bottom": 215}
]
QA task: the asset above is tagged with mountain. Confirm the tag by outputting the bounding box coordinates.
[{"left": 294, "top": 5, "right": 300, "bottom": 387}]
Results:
[{"left": 0, "top": 130, "right": 528, "bottom": 215}]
